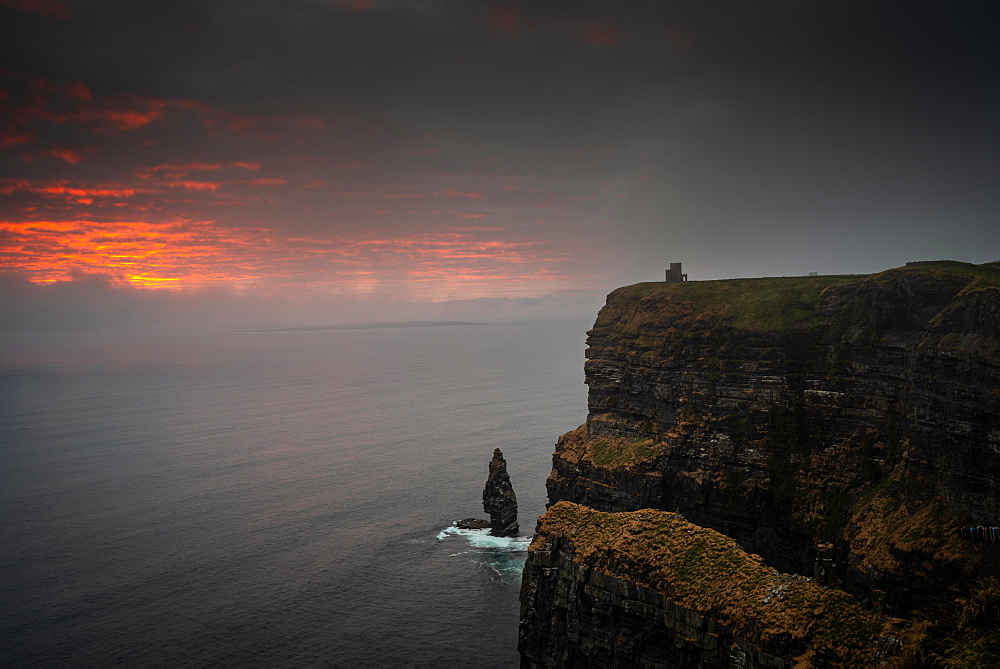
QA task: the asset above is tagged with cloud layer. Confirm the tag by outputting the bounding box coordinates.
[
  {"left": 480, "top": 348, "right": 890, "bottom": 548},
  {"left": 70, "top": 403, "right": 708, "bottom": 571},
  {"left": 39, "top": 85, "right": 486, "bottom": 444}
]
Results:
[{"left": 2, "top": 0, "right": 998, "bottom": 312}]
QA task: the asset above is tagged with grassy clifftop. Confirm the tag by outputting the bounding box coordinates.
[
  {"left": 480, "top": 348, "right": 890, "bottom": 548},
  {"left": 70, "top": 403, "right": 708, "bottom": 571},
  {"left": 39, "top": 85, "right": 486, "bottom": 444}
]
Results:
[{"left": 594, "top": 261, "right": 1000, "bottom": 334}]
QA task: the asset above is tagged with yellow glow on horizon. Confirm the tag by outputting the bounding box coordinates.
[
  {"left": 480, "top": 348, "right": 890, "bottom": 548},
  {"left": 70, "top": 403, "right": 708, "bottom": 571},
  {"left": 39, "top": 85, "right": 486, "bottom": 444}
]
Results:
[{"left": 2, "top": 217, "right": 587, "bottom": 298}]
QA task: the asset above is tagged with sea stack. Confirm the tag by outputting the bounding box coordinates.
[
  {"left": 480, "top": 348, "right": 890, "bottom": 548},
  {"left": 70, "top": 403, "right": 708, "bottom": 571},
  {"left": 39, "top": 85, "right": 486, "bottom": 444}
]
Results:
[{"left": 483, "top": 448, "right": 518, "bottom": 536}]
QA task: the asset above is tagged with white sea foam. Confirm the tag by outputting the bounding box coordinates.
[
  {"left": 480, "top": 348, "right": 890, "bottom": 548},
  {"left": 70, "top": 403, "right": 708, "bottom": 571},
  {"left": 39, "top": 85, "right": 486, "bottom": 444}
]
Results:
[{"left": 437, "top": 525, "right": 531, "bottom": 551}]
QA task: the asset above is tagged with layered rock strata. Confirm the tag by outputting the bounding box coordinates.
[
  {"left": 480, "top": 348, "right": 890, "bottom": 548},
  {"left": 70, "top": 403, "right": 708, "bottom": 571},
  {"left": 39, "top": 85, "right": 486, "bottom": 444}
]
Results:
[
  {"left": 520, "top": 502, "right": 918, "bottom": 667},
  {"left": 485, "top": 447, "right": 519, "bottom": 536},
  {"left": 520, "top": 261, "right": 1000, "bottom": 666}
]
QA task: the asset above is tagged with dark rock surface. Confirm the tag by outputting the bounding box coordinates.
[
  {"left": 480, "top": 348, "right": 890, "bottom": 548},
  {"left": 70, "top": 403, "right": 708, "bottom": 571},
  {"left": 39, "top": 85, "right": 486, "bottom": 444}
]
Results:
[
  {"left": 520, "top": 503, "right": 916, "bottom": 668},
  {"left": 455, "top": 518, "right": 491, "bottom": 530},
  {"left": 520, "top": 262, "right": 1000, "bottom": 666},
  {"left": 484, "top": 448, "right": 518, "bottom": 536}
]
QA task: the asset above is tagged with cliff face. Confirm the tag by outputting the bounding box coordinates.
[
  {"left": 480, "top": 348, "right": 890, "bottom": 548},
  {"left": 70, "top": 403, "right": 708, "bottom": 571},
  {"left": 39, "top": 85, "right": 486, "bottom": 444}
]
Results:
[{"left": 521, "top": 261, "right": 1000, "bottom": 666}]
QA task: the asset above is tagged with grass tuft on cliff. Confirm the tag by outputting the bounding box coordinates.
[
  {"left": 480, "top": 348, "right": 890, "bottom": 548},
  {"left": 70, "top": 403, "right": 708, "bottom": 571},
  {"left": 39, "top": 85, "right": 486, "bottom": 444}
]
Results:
[
  {"left": 589, "top": 436, "right": 661, "bottom": 469},
  {"left": 554, "top": 422, "right": 664, "bottom": 470}
]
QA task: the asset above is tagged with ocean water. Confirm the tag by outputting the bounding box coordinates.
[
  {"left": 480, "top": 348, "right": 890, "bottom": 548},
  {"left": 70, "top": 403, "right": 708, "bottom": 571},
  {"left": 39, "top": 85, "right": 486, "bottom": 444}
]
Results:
[{"left": 0, "top": 320, "right": 589, "bottom": 667}]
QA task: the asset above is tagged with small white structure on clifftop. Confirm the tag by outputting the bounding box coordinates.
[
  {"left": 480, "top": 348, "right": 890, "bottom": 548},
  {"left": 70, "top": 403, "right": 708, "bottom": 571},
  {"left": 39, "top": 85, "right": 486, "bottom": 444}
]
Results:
[{"left": 666, "top": 262, "right": 688, "bottom": 282}]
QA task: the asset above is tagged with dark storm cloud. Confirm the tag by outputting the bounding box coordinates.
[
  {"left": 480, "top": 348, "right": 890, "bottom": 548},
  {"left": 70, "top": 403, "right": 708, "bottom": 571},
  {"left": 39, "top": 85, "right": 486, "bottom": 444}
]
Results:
[
  {"left": 9, "top": 1, "right": 987, "bottom": 135},
  {"left": 2, "top": 0, "right": 998, "bottom": 295}
]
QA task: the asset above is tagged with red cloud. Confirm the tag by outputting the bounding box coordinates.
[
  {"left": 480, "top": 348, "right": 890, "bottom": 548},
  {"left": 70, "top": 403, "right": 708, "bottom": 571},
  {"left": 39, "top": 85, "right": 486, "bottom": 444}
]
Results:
[
  {"left": 71, "top": 97, "right": 169, "bottom": 133},
  {"left": 136, "top": 161, "right": 261, "bottom": 179},
  {"left": 1, "top": 173, "right": 304, "bottom": 217},
  {"left": 0, "top": 178, "right": 30, "bottom": 194},
  {"left": 29, "top": 183, "right": 149, "bottom": 199},
  {"left": 163, "top": 180, "right": 222, "bottom": 192},
  {"left": 1, "top": 71, "right": 361, "bottom": 158},
  {"left": 0, "top": 127, "right": 35, "bottom": 148},
  {"left": 21, "top": 145, "right": 96, "bottom": 163},
  {"left": 0, "top": 73, "right": 173, "bottom": 140},
  {"left": 62, "top": 80, "right": 92, "bottom": 100}
]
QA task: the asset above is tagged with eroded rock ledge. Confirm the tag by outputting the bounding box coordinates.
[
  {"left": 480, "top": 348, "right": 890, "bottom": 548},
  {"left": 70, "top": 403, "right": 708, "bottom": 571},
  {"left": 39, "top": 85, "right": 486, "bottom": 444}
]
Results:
[{"left": 520, "top": 502, "right": 918, "bottom": 668}]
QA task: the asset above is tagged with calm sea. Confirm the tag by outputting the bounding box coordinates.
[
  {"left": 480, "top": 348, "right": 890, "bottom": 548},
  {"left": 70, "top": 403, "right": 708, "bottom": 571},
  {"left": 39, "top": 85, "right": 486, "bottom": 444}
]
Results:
[{"left": 0, "top": 320, "right": 589, "bottom": 667}]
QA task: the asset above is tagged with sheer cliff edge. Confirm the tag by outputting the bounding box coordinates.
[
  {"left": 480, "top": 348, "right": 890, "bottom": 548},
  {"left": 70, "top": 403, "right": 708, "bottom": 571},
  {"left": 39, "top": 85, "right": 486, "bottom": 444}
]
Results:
[{"left": 519, "top": 261, "right": 1000, "bottom": 667}]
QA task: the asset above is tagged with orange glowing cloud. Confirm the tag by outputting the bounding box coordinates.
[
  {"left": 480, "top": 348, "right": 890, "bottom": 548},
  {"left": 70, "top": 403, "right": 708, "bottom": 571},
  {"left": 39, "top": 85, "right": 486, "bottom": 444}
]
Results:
[
  {"left": 1, "top": 219, "right": 266, "bottom": 287},
  {"left": 1, "top": 218, "right": 583, "bottom": 297}
]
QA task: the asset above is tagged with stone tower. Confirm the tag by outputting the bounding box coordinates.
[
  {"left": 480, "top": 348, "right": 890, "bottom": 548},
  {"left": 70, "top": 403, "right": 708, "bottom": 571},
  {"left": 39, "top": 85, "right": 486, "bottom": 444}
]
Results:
[{"left": 665, "top": 262, "right": 688, "bottom": 282}]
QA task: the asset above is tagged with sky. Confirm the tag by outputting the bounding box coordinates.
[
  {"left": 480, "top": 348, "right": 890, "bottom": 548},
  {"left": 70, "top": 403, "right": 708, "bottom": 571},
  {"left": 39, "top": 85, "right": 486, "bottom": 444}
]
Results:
[{"left": 1, "top": 0, "right": 998, "bottom": 328}]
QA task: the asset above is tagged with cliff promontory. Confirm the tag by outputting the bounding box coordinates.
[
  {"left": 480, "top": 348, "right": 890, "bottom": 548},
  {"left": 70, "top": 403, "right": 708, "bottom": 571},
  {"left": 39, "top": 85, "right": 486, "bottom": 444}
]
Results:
[{"left": 520, "top": 261, "right": 1000, "bottom": 666}]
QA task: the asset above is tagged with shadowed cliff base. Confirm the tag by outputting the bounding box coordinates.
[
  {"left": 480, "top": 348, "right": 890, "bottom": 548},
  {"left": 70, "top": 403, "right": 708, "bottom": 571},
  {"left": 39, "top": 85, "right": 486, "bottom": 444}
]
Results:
[{"left": 521, "top": 261, "right": 1000, "bottom": 666}]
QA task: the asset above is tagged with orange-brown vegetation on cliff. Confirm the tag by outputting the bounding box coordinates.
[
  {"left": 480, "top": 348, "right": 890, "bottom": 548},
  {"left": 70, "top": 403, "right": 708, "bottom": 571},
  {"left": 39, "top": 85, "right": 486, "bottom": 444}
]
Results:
[
  {"left": 554, "top": 419, "right": 664, "bottom": 470},
  {"left": 551, "top": 423, "right": 589, "bottom": 465},
  {"left": 532, "top": 501, "right": 923, "bottom": 666}
]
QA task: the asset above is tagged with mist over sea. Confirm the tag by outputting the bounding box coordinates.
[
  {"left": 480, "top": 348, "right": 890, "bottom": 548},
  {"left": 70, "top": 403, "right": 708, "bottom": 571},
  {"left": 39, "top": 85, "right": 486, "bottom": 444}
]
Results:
[{"left": 0, "top": 320, "right": 588, "bottom": 666}]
